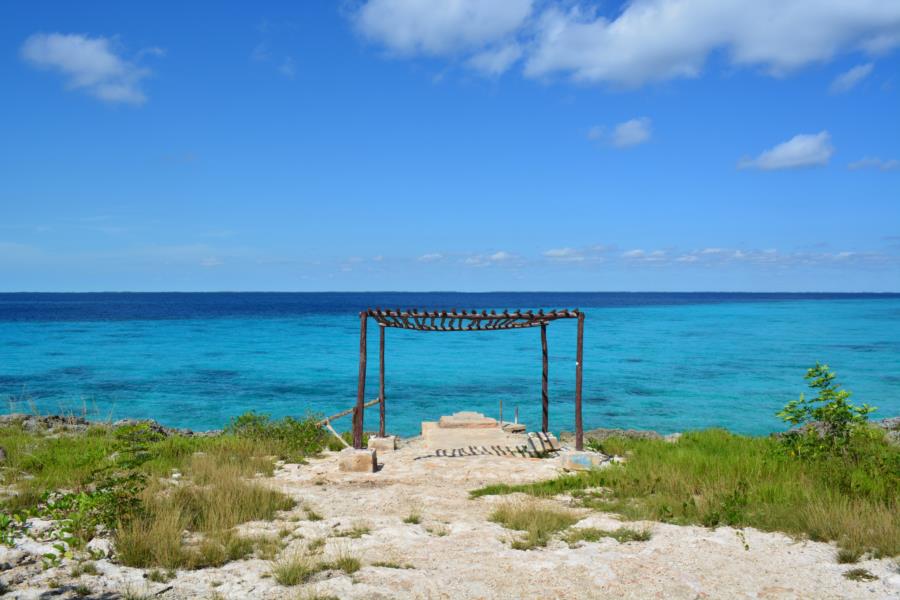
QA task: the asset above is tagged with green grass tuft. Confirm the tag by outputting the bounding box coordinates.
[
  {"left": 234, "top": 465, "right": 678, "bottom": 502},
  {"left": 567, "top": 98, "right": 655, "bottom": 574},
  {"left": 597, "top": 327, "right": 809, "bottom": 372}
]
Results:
[
  {"left": 489, "top": 501, "right": 578, "bottom": 550},
  {"left": 564, "top": 526, "right": 651, "bottom": 545},
  {"left": 843, "top": 568, "right": 878, "bottom": 582}
]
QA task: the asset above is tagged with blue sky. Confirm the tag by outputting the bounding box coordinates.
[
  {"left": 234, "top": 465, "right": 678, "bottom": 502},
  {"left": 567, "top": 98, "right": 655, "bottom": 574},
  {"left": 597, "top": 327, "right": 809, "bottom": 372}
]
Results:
[{"left": 1, "top": 1, "right": 899, "bottom": 292}]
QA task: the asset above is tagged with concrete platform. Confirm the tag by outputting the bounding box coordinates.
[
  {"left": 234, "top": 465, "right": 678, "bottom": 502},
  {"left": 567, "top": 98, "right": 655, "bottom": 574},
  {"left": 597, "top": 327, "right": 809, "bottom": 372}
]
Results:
[{"left": 438, "top": 411, "right": 498, "bottom": 429}]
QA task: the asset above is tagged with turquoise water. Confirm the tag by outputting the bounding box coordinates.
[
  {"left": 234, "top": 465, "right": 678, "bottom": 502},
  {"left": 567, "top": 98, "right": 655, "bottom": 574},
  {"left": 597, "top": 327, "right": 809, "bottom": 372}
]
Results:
[{"left": 1, "top": 293, "right": 898, "bottom": 436}]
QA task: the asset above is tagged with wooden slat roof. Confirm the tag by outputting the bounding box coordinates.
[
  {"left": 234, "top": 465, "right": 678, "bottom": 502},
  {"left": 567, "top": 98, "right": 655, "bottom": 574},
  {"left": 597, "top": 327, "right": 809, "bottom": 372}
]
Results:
[{"left": 364, "top": 308, "right": 580, "bottom": 331}]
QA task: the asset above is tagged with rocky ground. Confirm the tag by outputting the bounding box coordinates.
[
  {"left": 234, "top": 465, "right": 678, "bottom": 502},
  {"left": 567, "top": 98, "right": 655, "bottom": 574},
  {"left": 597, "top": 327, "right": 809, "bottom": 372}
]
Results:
[{"left": 2, "top": 435, "right": 899, "bottom": 599}]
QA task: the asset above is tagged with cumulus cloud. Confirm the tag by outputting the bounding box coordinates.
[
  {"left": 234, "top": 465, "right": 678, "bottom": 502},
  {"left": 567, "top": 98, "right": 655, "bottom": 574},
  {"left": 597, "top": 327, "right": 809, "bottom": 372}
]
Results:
[
  {"left": 355, "top": 0, "right": 532, "bottom": 60},
  {"left": 418, "top": 252, "right": 444, "bottom": 262},
  {"left": 21, "top": 33, "right": 157, "bottom": 104},
  {"left": 525, "top": 1, "right": 900, "bottom": 86},
  {"left": 612, "top": 118, "right": 652, "bottom": 147},
  {"left": 353, "top": 1, "right": 900, "bottom": 88},
  {"left": 587, "top": 118, "right": 652, "bottom": 147},
  {"left": 466, "top": 43, "right": 523, "bottom": 75},
  {"left": 848, "top": 157, "right": 900, "bottom": 171},
  {"left": 543, "top": 247, "right": 584, "bottom": 262},
  {"left": 738, "top": 131, "right": 834, "bottom": 170},
  {"left": 830, "top": 63, "right": 874, "bottom": 93},
  {"left": 463, "top": 250, "right": 518, "bottom": 267}
]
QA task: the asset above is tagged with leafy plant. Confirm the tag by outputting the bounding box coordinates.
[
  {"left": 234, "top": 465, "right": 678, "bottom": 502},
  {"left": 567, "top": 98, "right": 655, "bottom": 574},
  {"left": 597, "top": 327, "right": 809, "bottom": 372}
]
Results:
[
  {"left": 225, "top": 412, "right": 328, "bottom": 460},
  {"left": 778, "top": 363, "right": 875, "bottom": 458}
]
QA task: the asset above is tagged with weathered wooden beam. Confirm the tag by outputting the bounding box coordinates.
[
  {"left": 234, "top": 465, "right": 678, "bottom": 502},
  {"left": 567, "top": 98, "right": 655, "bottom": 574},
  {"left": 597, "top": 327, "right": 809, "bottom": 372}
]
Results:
[
  {"left": 541, "top": 322, "right": 549, "bottom": 434},
  {"left": 353, "top": 312, "right": 367, "bottom": 449},
  {"left": 575, "top": 311, "right": 584, "bottom": 451},
  {"left": 379, "top": 323, "right": 386, "bottom": 438}
]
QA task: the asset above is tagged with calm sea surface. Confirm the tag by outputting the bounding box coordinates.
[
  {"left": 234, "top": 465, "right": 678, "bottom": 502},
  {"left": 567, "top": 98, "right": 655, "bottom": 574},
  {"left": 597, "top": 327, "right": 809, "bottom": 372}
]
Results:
[{"left": 1, "top": 292, "right": 898, "bottom": 436}]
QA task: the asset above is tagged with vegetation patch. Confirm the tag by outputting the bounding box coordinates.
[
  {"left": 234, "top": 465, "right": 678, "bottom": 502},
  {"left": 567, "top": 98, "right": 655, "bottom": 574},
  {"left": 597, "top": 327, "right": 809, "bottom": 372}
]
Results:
[
  {"left": 489, "top": 501, "right": 578, "bottom": 550},
  {"left": 472, "top": 365, "right": 899, "bottom": 558},
  {"left": 270, "top": 549, "right": 361, "bottom": 587},
  {"left": 564, "top": 527, "right": 651, "bottom": 546},
  {"left": 372, "top": 561, "right": 415, "bottom": 569},
  {"left": 843, "top": 568, "right": 878, "bottom": 582},
  {"left": 0, "top": 412, "right": 330, "bottom": 571}
]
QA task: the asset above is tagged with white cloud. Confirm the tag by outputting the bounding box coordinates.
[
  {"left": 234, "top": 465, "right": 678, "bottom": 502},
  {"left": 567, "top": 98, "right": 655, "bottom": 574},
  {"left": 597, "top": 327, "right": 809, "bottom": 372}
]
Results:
[
  {"left": 543, "top": 247, "right": 584, "bottom": 261},
  {"left": 467, "top": 43, "right": 523, "bottom": 75},
  {"left": 199, "top": 257, "right": 223, "bottom": 268},
  {"left": 523, "top": 1, "right": 900, "bottom": 87},
  {"left": 463, "top": 250, "right": 517, "bottom": 267},
  {"left": 355, "top": 0, "right": 532, "bottom": 59},
  {"left": 278, "top": 57, "right": 296, "bottom": 78},
  {"left": 738, "top": 131, "right": 834, "bottom": 170},
  {"left": 830, "top": 63, "right": 874, "bottom": 93},
  {"left": 849, "top": 157, "right": 900, "bottom": 171},
  {"left": 587, "top": 118, "right": 652, "bottom": 147},
  {"left": 612, "top": 117, "right": 652, "bottom": 147},
  {"left": 586, "top": 125, "right": 605, "bottom": 141},
  {"left": 418, "top": 252, "right": 444, "bottom": 262},
  {"left": 21, "top": 33, "right": 156, "bottom": 105}
]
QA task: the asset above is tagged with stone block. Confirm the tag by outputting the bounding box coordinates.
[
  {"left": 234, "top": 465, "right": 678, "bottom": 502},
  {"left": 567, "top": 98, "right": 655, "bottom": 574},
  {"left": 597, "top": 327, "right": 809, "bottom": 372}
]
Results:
[
  {"left": 558, "top": 451, "right": 609, "bottom": 471},
  {"left": 528, "top": 432, "right": 560, "bottom": 454},
  {"left": 502, "top": 422, "right": 526, "bottom": 433},
  {"left": 368, "top": 435, "right": 397, "bottom": 452},
  {"left": 338, "top": 448, "right": 377, "bottom": 473},
  {"left": 438, "top": 411, "right": 498, "bottom": 429}
]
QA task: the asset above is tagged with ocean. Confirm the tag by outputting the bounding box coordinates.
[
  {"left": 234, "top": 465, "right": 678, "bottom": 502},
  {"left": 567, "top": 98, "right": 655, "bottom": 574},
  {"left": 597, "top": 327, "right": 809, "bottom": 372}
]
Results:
[{"left": 1, "top": 292, "right": 898, "bottom": 437}]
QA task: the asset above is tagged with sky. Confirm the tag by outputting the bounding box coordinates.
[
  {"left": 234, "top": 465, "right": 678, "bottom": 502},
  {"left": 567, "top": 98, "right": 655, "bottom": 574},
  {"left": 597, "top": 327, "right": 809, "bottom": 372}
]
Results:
[{"left": 1, "top": 0, "right": 899, "bottom": 292}]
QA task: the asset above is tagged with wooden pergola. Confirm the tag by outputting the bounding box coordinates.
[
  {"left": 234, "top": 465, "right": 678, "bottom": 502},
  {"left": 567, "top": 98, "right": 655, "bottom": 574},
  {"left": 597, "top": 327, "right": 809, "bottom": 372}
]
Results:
[{"left": 352, "top": 308, "right": 585, "bottom": 450}]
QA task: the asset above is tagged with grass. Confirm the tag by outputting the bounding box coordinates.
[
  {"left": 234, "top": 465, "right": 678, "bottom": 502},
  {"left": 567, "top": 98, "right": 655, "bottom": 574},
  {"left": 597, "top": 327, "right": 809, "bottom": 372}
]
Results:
[
  {"left": 489, "top": 501, "right": 579, "bottom": 550},
  {"left": 843, "top": 568, "right": 878, "bottom": 582},
  {"left": 837, "top": 547, "right": 863, "bottom": 564},
  {"left": 303, "top": 504, "right": 323, "bottom": 521},
  {"left": 425, "top": 523, "right": 449, "bottom": 537},
  {"left": 0, "top": 413, "right": 333, "bottom": 570},
  {"left": 146, "top": 569, "right": 176, "bottom": 583},
  {"left": 335, "top": 521, "right": 370, "bottom": 539},
  {"left": 403, "top": 511, "right": 421, "bottom": 525},
  {"left": 70, "top": 561, "right": 99, "bottom": 577},
  {"left": 472, "top": 428, "right": 900, "bottom": 557},
  {"left": 271, "top": 548, "right": 361, "bottom": 586},
  {"left": 272, "top": 552, "right": 327, "bottom": 586},
  {"left": 563, "top": 526, "right": 651, "bottom": 546},
  {"left": 372, "top": 561, "right": 415, "bottom": 569}
]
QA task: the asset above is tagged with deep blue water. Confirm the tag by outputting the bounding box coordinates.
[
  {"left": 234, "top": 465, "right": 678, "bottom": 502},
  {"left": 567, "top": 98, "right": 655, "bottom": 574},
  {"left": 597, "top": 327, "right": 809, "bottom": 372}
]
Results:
[{"left": 1, "top": 292, "right": 899, "bottom": 436}]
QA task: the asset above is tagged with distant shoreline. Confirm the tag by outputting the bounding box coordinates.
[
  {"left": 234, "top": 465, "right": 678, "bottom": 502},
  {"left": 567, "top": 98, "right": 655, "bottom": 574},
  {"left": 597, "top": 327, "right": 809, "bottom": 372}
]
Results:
[{"left": 3, "top": 412, "right": 897, "bottom": 444}]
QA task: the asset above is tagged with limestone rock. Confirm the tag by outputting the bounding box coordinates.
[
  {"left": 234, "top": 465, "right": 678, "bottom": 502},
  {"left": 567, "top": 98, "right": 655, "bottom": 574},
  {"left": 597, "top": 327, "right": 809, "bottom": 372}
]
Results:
[
  {"left": 368, "top": 436, "right": 397, "bottom": 452},
  {"left": 527, "top": 432, "right": 560, "bottom": 454},
  {"left": 338, "top": 448, "right": 377, "bottom": 472},
  {"left": 559, "top": 450, "right": 610, "bottom": 471}
]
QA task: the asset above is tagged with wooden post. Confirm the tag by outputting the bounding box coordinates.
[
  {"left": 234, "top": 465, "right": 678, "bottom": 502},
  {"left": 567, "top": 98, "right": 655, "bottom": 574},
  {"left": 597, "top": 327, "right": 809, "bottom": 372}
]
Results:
[
  {"left": 575, "top": 312, "right": 584, "bottom": 450},
  {"left": 541, "top": 323, "right": 549, "bottom": 433},
  {"left": 354, "top": 312, "right": 367, "bottom": 449},
  {"left": 378, "top": 324, "right": 385, "bottom": 438}
]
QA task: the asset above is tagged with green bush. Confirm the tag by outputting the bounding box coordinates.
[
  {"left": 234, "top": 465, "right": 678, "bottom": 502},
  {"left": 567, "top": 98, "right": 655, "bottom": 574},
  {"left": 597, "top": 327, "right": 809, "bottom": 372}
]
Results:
[
  {"left": 225, "top": 412, "right": 328, "bottom": 460},
  {"left": 777, "top": 363, "right": 875, "bottom": 458}
]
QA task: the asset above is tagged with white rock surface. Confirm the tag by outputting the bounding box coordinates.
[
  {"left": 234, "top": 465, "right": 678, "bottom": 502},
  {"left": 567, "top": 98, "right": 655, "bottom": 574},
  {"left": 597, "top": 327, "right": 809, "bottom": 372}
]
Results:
[{"left": 2, "top": 436, "right": 898, "bottom": 599}]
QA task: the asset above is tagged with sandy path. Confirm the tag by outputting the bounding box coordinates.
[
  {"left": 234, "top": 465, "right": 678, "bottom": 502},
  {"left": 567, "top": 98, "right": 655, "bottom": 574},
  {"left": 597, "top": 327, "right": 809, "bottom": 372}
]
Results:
[{"left": 2, "top": 437, "right": 898, "bottom": 599}]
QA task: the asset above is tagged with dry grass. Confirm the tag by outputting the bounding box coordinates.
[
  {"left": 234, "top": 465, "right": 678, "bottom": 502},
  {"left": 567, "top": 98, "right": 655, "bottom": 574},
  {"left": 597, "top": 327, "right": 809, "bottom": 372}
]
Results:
[
  {"left": 115, "top": 454, "right": 294, "bottom": 569},
  {"left": 489, "top": 501, "right": 579, "bottom": 550},
  {"left": 272, "top": 552, "right": 326, "bottom": 587},
  {"left": 270, "top": 546, "right": 360, "bottom": 587}
]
